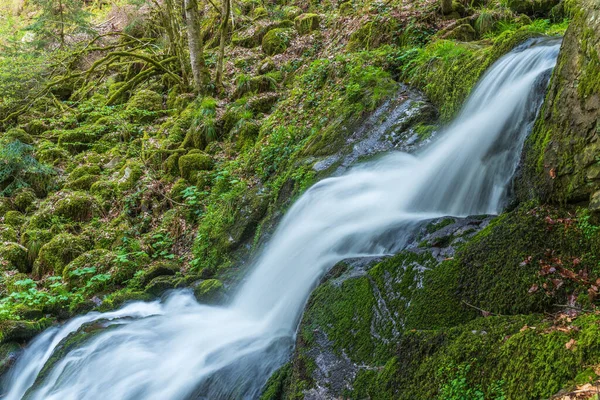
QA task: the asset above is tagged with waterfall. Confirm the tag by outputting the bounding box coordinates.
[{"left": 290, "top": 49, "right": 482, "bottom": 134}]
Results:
[{"left": 2, "top": 37, "right": 561, "bottom": 400}]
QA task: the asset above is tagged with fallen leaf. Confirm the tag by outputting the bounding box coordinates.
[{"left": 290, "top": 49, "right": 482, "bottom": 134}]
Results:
[
  {"left": 528, "top": 284, "right": 539, "bottom": 294},
  {"left": 550, "top": 168, "right": 557, "bottom": 179},
  {"left": 565, "top": 338, "right": 576, "bottom": 350}
]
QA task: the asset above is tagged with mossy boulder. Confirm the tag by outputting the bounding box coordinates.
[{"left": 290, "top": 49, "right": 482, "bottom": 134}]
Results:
[
  {"left": 34, "top": 233, "right": 89, "bottom": 276},
  {"left": 3, "top": 128, "right": 33, "bottom": 144},
  {"left": 54, "top": 191, "right": 99, "bottom": 222},
  {"left": 69, "top": 165, "right": 101, "bottom": 181},
  {"left": 0, "top": 225, "right": 17, "bottom": 242},
  {"left": 178, "top": 152, "right": 214, "bottom": 181},
  {"left": 117, "top": 161, "right": 144, "bottom": 191},
  {"left": 347, "top": 19, "right": 397, "bottom": 51},
  {"left": 0, "top": 242, "right": 29, "bottom": 272},
  {"left": 67, "top": 174, "right": 100, "bottom": 190},
  {"left": 294, "top": 13, "right": 320, "bottom": 35},
  {"left": 262, "top": 28, "right": 294, "bottom": 56},
  {"left": 519, "top": 0, "right": 600, "bottom": 205},
  {"left": 252, "top": 6, "right": 267, "bottom": 19},
  {"left": 13, "top": 188, "right": 37, "bottom": 212},
  {"left": 144, "top": 275, "right": 178, "bottom": 296},
  {"left": 193, "top": 279, "right": 225, "bottom": 304},
  {"left": 282, "top": 5, "right": 303, "bottom": 19},
  {"left": 90, "top": 180, "right": 117, "bottom": 202},
  {"left": 125, "top": 89, "right": 163, "bottom": 113},
  {"left": 3, "top": 211, "right": 25, "bottom": 228},
  {"left": 442, "top": 23, "right": 477, "bottom": 42},
  {"left": 57, "top": 126, "right": 107, "bottom": 154},
  {"left": 0, "top": 319, "right": 51, "bottom": 344},
  {"left": 140, "top": 260, "right": 180, "bottom": 287},
  {"left": 232, "top": 20, "right": 293, "bottom": 49},
  {"left": 62, "top": 249, "right": 119, "bottom": 287},
  {"left": 504, "top": 0, "right": 560, "bottom": 16}
]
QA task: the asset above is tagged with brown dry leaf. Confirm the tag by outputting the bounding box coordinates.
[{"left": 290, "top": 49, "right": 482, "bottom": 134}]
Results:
[
  {"left": 528, "top": 284, "right": 539, "bottom": 293},
  {"left": 565, "top": 339, "right": 576, "bottom": 350},
  {"left": 550, "top": 168, "right": 557, "bottom": 179}
]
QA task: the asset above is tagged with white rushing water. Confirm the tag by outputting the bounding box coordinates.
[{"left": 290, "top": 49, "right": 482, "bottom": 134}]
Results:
[{"left": 2, "top": 38, "right": 560, "bottom": 400}]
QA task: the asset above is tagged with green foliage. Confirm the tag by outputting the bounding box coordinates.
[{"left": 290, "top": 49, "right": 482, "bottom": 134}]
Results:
[
  {"left": 0, "top": 52, "right": 46, "bottom": 119},
  {"left": 0, "top": 139, "right": 55, "bottom": 195},
  {"left": 29, "top": 0, "right": 93, "bottom": 47}
]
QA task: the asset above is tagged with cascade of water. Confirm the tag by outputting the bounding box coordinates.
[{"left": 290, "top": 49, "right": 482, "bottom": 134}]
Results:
[{"left": 1, "top": 37, "right": 561, "bottom": 400}]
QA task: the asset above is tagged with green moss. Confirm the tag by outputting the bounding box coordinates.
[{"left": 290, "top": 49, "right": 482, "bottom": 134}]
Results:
[
  {"left": 62, "top": 249, "right": 118, "bottom": 287},
  {"left": 0, "top": 225, "right": 17, "bottom": 242},
  {"left": 67, "top": 174, "right": 100, "bottom": 190},
  {"left": 0, "top": 242, "right": 29, "bottom": 273},
  {"left": 3, "top": 211, "right": 25, "bottom": 228},
  {"left": 193, "top": 279, "right": 225, "bottom": 304},
  {"left": 117, "top": 161, "right": 144, "bottom": 191},
  {"left": 347, "top": 19, "right": 398, "bottom": 51},
  {"left": 13, "top": 188, "right": 37, "bottom": 212},
  {"left": 3, "top": 128, "right": 33, "bottom": 144},
  {"left": 54, "top": 191, "right": 99, "bottom": 222},
  {"left": 34, "top": 233, "right": 89, "bottom": 276},
  {"left": 21, "top": 229, "right": 53, "bottom": 265},
  {"left": 57, "top": 125, "right": 108, "bottom": 154},
  {"left": 178, "top": 152, "right": 214, "bottom": 181},
  {"left": 89, "top": 180, "right": 117, "bottom": 201},
  {"left": 294, "top": 14, "right": 320, "bottom": 35},
  {"left": 126, "top": 89, "right": 163, "bottom": 112},
  {"left": 262, "top": 28, "right": 294, "bottom": 56}
]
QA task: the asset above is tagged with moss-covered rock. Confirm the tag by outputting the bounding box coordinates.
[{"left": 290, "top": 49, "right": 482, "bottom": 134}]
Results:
[
  {"left": 139, "top": 260, "right": 180, "bottom": 287},
  {"left": 193, "top": 279, "right": 225, "bottom": 304},
  {"left": 0, "top": 225, "right": 17, "bottom": 242},
  {"left": 66, "top": 174, "right": 99, "bottom": 190},
  {"left": 34, "top": 233, "right": 89, "bottom": 276},
  {"left": 294, "top": 13, "right": 320, "bottom": 35},
  {"left": 232, "top": 20, "right": 293, "bottom": 49},
  {"left": 519, "top": 0, "right": 600, "bottom": 206},
  {"left": 57, "top": 125, "right": 107, "bottom": 154},
  {"left": 504, "top": 0, "right": 560, "bottom": 16},
  {"left": 117, "top": 161, "right": 144, "bottom": 191},
  {"left": 347, "top": 19, "right": 398, "bottom": 51},
  {"left": 125, "top": 89, "right": 163, "bottom": 112},
  {"left": 144, "top": 275, "right": 178, "bottom": 296},
  {"left": 262, "top": 28, "right": 294, "bottom": 56},
  {"left": 3, "top": 127, "right": 33, "bottom": 144},
  {"left": 178, "top": 152, "right": 214, "bottom": 181},
  {"left": 3, "top": 211, "right": 25, "bottom": 228},
  {"left": 0, "top": 319, "right": 52, "bottom": 344},
  {"left": 54, "top": 191, "right": 100, "bottom": 222},
  {"left": 0, "top": 242, "right": 29, "bottom": 272},
  {"left": 62, "top": 249, "right": 118, "bottom": 287},
  {"left": 442, "top": 23, "right": 477, "bottom": 41},
  {"left": 13, "top": 188, "right": 37, "bottom": 212}
]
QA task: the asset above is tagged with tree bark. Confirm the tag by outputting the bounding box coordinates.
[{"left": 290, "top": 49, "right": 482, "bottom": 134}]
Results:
[
  {"left": 216, "top": 0, "right": 231, "bottom": 90},
  {"left": 441, "top": 0, "right": 453, "bottom": 15},
  {"left": 184, "top": 0, "right": 210, "bottom": 93}
]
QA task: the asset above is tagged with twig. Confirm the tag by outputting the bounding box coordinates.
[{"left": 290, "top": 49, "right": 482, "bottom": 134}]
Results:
[{"left": 462, "top": 300, "right": 502, "bottom": 316}]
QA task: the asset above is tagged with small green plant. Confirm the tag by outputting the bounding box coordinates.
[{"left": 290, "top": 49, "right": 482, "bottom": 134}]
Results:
[
  {"left": 150, "top": 232, "right": 175, "bottom": 259},
  {"left": 578, "top": 211, "right": 600, "bottom": 240},
  {"left": 438, "top": 363, "right": 505, "bottom": 400},
  {"left": 182, "top": 185, "right": 206, "bottom": 219}
]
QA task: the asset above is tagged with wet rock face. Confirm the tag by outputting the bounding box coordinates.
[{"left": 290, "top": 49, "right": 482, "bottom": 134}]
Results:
[
  {"left": 289, "top": 215, "right": 492, "bottom": 399},
  {"left": 519, "top": 0, "right": 600, "bottom": 207},
  {"left": 312, "top": 85, "right": 438, "bottom": 175}
]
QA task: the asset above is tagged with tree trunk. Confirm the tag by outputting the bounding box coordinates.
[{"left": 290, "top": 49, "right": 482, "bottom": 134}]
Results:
[
  {"left": 216, "top": 0, "right": 231, "bottom": 90},
  {"left": 184, "top": 0, "right": 210, "bottom": 93}
]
